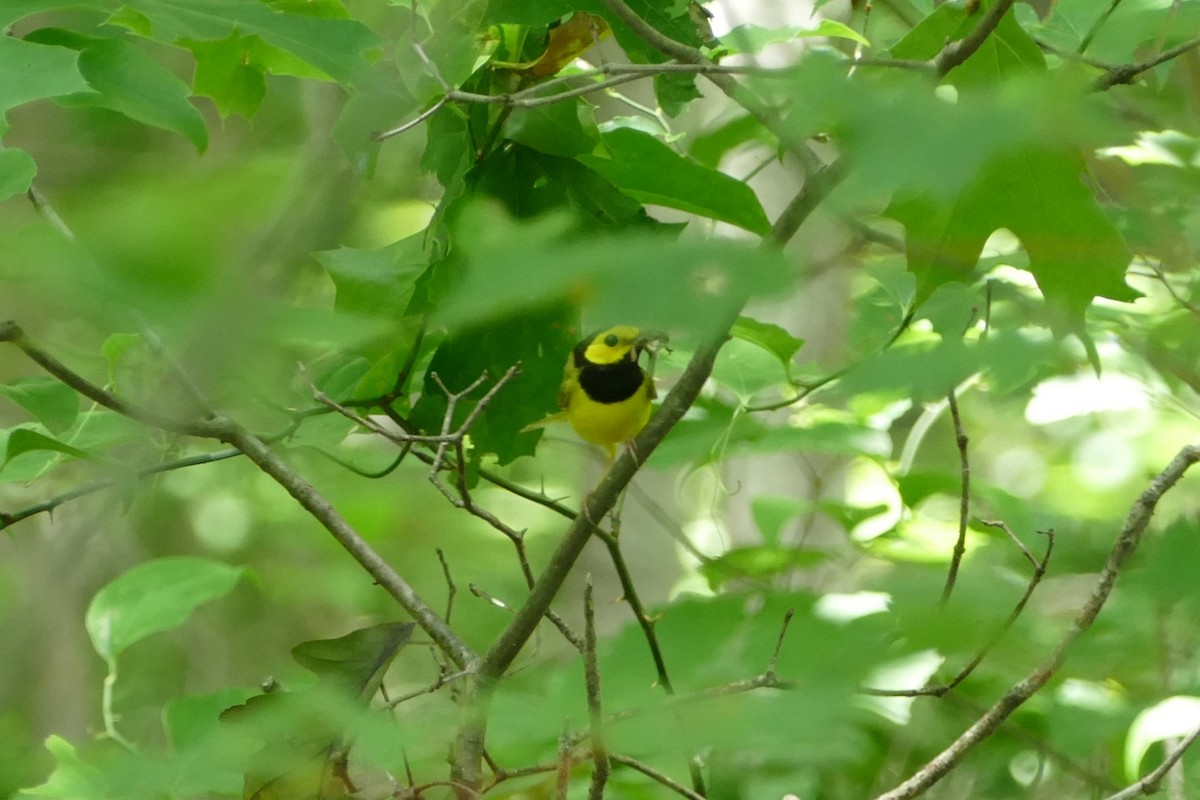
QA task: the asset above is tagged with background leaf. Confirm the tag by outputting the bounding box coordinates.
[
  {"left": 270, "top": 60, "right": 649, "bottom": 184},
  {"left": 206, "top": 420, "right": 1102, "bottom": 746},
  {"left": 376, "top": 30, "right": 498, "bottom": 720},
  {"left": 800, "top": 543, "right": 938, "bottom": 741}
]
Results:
[{"left": 85, "top": 557, "right": 244, "bottom": 661}]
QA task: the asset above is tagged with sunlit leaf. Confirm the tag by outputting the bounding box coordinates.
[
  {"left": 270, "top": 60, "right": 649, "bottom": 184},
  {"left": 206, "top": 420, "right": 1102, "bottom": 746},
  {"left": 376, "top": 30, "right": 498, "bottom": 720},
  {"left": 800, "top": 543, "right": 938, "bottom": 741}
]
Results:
[{"left": 888, "top": 147, "right": 1138, "bottom": 324}]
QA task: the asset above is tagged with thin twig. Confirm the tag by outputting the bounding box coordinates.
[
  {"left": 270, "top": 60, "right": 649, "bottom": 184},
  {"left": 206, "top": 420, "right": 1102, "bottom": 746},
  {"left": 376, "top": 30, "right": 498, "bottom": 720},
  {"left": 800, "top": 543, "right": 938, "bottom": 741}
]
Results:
[
  {"left": 941, "top": 528, "right": 1054, "bottom": 693},
  {"left": 0, "top": 321, "right": 217, "bottom": 438},
  {"left": 1079, "top": 0, "right": 1126, "bottom": 55},
  {"left": 451, "top": 325, "right": 733, "bottom": 791},
  {"left": 609, "top": 754, "right": 706, "bottom": 800},
  {"left": 874, "top": 445, "right": 1200, "bottom": 799},
  {"left": 555, "top": 725, "right": 572, "bottom": 800},
  {"left": 1092, "top": 36, "right": 1200, "bottom": 90},
  {"left": 374, "top": 95, "right": 449, "bottom": 141},
  {"left": 385, "top": 669, "right": 470, "bottom": 709},
  {"left": 941, "top": 390, "right": 971, "bottom": 604},
  {"left": 1150, "top": 261, "right": 1200, "bottom": 318},
  {"left": 437, "top": 549, "right": 457, "bottom": 625},
  {"left": 218, "top": 422, "right": 477, "bottom": 670},
  {"left": 584, "top": 578, "right": 609, "bottom": 800},
  {"left": 1104, "top": 723, "right": 1200, "bottom": 800},
  {"left": 594, "top": 529, "right": 674, "bottom": 691},
  {"left": 933, "top": 0, "right": 1016, "bottom": 77}
]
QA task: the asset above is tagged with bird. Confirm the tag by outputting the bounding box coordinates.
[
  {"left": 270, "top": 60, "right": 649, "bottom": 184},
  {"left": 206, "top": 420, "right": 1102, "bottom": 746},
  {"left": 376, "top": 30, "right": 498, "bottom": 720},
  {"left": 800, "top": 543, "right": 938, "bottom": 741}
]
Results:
[{"left": 526, "top": 325, "right": 667, "bottom": 457}]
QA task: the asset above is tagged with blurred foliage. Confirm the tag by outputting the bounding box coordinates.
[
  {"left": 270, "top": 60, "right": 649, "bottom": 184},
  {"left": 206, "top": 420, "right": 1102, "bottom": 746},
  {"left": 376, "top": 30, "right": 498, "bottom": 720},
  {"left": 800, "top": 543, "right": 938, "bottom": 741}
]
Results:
[{"left": 3, "top": 0, "right": 1200, "bottom": 798}]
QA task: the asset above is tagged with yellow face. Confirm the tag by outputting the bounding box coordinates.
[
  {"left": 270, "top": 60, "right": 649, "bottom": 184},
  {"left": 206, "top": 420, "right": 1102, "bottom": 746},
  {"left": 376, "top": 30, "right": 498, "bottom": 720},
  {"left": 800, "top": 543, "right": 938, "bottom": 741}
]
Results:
[{"left": 582, "top": 325, "right": 642, "bottom": 366}]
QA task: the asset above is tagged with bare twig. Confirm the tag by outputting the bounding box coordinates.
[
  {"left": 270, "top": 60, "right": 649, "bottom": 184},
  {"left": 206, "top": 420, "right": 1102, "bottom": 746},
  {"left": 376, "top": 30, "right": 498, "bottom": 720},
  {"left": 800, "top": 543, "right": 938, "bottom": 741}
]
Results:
[
  {"left": 1103, "top": 723, "right": 1200, "bottom": 800},
  {"left": 1079, "top": 0, "right": 1126, "bottom": 55},
  {"left": 0, "top": 321, "right": 216, "bottom": 437},
  {"left": 1092, "top": 36, "right": 1200, "bottom": 90},
  {"left": 1150, "top": 261, "right": 1200, "bottom": 318},
  {"left": 584, "top": 579, "right": 609, "bottom": 800},
  {"left": 385, "top": 669, "right": 470, "bottom": 709},
  {"left": 437, "top": 549, "right": 458, "bottom": 625},
  {"left": 450, "top": 324, "right": 732, "bottom": 791},
  {"left": 609, "top": 754, "right": 706, "bottom": 800},
  {"left": 555, "top": 725, "right": 572, "bottom": 800},
  {"left": 374, "top": 95, "right": 449, "bottom": 141},
  {"left": 1, "top": 446, "right": 246, "bottom": 531},
  {"left": 217, "top": 422, "right": 477, "bottom": 670},
  {"left": 865, "top": 517, "right": 1053, "bottom": 696},
  {"left": 874, "top": 445, "right": 1200, "bottom": 799},
  {"left": 933, "top": 0, "right": 1016, "bottom": 77},
  {"left": 941, "top": 390, "right": 971, "bottom": 604}
]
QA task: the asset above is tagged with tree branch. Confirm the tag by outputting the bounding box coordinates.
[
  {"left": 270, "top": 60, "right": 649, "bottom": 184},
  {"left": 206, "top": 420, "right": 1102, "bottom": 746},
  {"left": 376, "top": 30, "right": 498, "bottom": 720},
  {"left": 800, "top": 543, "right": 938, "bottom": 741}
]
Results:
[
  {"left": 212, "top": 421, "right": 477, "bottom": 670},
  {"left": 583, "top": 579, "right": 610, "bottom": 800},
  {"left": 1091, "top": 36, "right": 1200, "bottom": 90},
  {"left": 1104, "top": 722, "right": 1200, "bottom": 800},
  {"left": 874, "top": 444, "right": 1200, "bottom": 799},
  {"left": 450, "top": 324, "right": 731, "bottom": 791},
  {"left": 941, "top": 390, "right": 971, "bottom": 604},
  {"left": 933, "top": 0, "right": 1016, "bottom": 77},
  {"left": 0, "top": 321, "right": 217, "bottom": 438}
]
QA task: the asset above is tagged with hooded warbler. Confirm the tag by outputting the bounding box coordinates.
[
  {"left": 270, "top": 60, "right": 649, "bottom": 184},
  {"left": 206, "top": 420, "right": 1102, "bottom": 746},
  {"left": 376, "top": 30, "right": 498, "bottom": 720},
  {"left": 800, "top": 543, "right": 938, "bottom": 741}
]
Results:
[{"left": 527, "top": 325, "right": 666, "bottom": 456}]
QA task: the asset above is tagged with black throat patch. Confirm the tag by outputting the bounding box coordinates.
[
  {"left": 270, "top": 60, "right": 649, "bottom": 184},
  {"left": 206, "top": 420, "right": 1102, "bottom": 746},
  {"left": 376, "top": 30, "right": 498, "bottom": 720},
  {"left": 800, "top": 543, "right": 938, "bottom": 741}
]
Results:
[{"left": 575, "top": 351, "right": 645, "bottom": 404}]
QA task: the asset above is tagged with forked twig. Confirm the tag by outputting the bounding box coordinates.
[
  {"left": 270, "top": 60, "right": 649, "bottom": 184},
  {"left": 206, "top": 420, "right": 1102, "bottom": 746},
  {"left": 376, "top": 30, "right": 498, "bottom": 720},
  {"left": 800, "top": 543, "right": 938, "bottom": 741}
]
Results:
[{"left": 874, "top": 445, "right": 1200, "bottom": 799}]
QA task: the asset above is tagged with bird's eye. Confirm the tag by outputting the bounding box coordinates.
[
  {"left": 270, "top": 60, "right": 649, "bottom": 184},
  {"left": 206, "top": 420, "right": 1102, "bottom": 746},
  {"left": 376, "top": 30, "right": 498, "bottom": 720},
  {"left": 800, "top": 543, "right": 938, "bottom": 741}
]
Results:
[{"left": 604, "top": 333, "right": 619, "bottom": 347}]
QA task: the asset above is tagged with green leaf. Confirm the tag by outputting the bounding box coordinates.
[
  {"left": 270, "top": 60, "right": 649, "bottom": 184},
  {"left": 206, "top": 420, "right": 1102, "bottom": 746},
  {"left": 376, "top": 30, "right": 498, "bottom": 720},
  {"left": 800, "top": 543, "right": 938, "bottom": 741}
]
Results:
[
  {"left": 85, "top": 557, "right": 244, "bottom": 661},
  {"left": 0, "top": 36, "right": 89, "bottom": 134},
  {"left": 711, "top": 337, "right": 790, "bottom": 404},
  {"left": 185, "top": 31, "right": 268, "bottom": 120},
  {"left": 0, "top": 146, "right": 37, "bottom": 201},
  {"left": 482, "top": 0, "right": 703, "bottom": 68},
  {"left": 58, "top": 35, "right": 208, "bottom": 152},
  {"left": 502, "top": 99, "right": 601, "bottom": 157},
  {"left": 579, "top": 127, "right": 771, "bottom": 234},
  {"left": 421, "top": 0, "right": 490, "bottom": 90},
  {"left": 333, "top": 61, "right": 419, "bottom": 176},
  {"left": 888, "top": 147, "right": 1137, "bottom": 324},
  {"left": 21, "top": 736, "right": 108, "bottom": 800},
  {"left": 654, "top": 70, "right": 701, "bottom": 118},
  {"left": 3, "top": 428, "right": 89, "bottom": 466},
  {"left": 291, "top": 622, "right": 415, "bottom": 699},
  {"left": 316, "top": 234, "right": 429, "bottom": 318},
  {"left": 410, "top": 305, "right": 576, "bottom": 465},
  {"left": 890, "top": 1, "right": 1044, "bottom": 88},
  {"left": 689, "top": 113, "right": 773, "bottom": 168},
  {"left": 115, "top": 0, "right": 377, "bottom": 87},
  {"left": 470, "top": 145, "right": 654, "bottom": 229},
  {"left": 722, "top": 20, "right": 869, "bottom": 54},
  {"left": 0, "top": 377, "right": 79, "bottom": 434},
  {"left": 701, "top": 545, "right": 828, "bottom": 589},
  {"left": 732, "top": 317, "right": 804, "bottom": 370},
  {"left": 163, "top": 688, "right": 258, "bottom": 796},
  {"left": 751, "top": 495, "right": 808, "bottom": 544},
  {"left": 435, "top": 202, "right": 789, "bottom": 335},
  {"left": 1124, "top": 696, "right": 1200, "bottom": 780}
]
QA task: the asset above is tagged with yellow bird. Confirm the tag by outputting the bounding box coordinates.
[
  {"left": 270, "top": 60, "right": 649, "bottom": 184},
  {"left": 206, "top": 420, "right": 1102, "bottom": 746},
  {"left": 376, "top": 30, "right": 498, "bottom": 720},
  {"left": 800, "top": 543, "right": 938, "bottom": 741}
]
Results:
[{"left": 528, "top": 325, "right": 666, "bottom": 457}]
